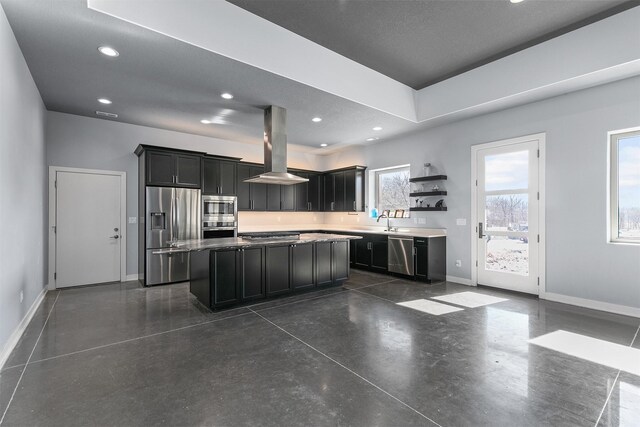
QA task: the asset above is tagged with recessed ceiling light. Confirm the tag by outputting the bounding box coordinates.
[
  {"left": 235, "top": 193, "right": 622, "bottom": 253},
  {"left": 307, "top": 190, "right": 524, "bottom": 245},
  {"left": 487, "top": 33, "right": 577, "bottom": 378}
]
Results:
[
  {"left": 98, "top": 46, "right": 119, "bottom": 57},
  {"left": 221, "top": 93, "right": 234, "bottom": 100},
  {"left": 312, "top": 117, "right": 322, "bottom": 123},
  {"left": 97, "top": 98, "right": 112, "bottom": 105},
  {"left": 320, "top": 143, "right": 328, "bottom": 147},
  {"left": 372, "top": 126, "right": 383, "bottom": 131},
  {"left": 366, "top": 137, "right": 379, "bottom": 142},
  {"left": 510, "top": 0, "right": 524, "bottom": 3},
  {"left": 200, "top": 119, "right": 212, "bottom": 124}
]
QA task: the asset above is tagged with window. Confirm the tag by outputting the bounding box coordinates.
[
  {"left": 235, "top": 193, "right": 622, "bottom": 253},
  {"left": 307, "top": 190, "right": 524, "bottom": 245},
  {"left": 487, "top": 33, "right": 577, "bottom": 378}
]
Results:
[
  {"left": 609, "top": 128, "right": 640, "bottom": 243},
  {"left": 374, "top": 165, "right": 410, "bottom": 215}
]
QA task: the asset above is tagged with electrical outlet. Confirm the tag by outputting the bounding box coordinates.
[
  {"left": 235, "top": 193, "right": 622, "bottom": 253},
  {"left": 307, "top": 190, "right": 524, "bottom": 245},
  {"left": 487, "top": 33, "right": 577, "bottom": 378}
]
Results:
[
  {"left": 455, "top": 260, "right": 462, "bottom": 267},
  {"left": 128, "top": 217, "right": 137, "bottom": 224},
  {"left": 418, "top": 218, "right": 426, "bottom": 225},
  {"left": 20, "top": 291, "right": 24, "bottom": 303},
  {"left": 456, "top": 218, "right": 467, "bottom": 226}
]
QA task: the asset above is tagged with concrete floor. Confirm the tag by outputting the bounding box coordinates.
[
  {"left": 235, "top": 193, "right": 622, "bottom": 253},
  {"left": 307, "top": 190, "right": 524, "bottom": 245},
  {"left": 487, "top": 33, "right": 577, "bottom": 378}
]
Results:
[{"left": 1, "top": 270, "right": 638, "bottom": 426}]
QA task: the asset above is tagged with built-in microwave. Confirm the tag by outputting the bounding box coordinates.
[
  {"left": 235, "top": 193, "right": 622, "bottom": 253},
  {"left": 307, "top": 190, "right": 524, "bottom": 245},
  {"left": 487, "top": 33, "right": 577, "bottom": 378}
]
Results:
[{"left": 202, "top": 195, "right": 237, "bottom": 239}]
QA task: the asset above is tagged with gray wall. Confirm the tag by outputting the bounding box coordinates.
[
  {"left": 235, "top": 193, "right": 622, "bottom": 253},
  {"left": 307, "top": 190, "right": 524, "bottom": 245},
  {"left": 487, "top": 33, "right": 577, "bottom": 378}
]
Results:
[
  {"left": 0, "top": 4, "right": 47, "bottom": 358},
  {"left": 321, "top": 76, "right": 640, "bottom": 309},
  {"left": 46, "top": 111, "right": 322, "bottom": 276}
]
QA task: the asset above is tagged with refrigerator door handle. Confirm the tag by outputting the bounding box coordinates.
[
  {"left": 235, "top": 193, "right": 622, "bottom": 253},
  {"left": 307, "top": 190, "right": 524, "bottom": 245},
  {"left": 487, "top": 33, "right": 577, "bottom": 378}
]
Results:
[{"left": 175, "top": 197, "right": 180, "bottom": 241}]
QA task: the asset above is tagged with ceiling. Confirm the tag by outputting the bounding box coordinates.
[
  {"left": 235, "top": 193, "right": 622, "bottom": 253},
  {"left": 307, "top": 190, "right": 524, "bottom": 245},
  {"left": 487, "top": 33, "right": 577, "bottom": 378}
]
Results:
[
  {"left": 228, "top": 0, "right": 636, "bottom": 89},
  {"left": 1, "top": 0, "right": 637, "bottom": 153}
]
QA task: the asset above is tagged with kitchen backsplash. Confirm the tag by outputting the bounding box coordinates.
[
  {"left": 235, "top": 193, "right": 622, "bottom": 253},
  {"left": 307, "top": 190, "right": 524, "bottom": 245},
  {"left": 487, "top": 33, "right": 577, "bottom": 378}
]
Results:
[{"left": 239, "top": 211, "right": 435, "bottom": 229}]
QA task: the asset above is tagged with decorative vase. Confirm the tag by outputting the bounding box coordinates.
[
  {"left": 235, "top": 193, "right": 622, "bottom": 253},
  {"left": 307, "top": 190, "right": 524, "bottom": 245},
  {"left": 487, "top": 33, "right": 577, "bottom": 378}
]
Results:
[{"left": 423, "top": 163, "right": 431, "bottom": 177}]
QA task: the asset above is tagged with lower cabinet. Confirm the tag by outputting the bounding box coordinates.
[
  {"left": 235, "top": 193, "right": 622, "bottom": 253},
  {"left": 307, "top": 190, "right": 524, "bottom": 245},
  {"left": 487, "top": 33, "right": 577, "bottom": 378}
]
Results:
[
  {"left": 240, "top": 247, "right": 265, "bottom": 301},
  {"left": 212, "top": 249, "right": 241, "bottom": 308},
  {"left": 352, "top": 234, "right": 388, "bottom": 273},
  {"left": 332, "top": 240, "right": 350, "bottom": 282},
  {"left": 316, "top": 242, "right": 333, "bottom": 287},
  {"left": 190, "top": 241, "right": 352, "bottom": 310},
  {"left": 291, "top": 243, "right": 315, "bottom": 290},
  {"left": 414, "top": 236, "right": 446, "bottom": 283},
  {"left": 265, "top": 245, "right": 291, "bottom": 296}
]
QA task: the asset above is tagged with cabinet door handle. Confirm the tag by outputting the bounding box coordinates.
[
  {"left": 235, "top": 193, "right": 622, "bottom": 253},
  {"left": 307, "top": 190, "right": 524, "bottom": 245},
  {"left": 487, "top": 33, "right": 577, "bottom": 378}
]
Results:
[
  {"left": 353, "top": 201, "right": 356, "bottom": 211},
  {"left": 331, "top": 201, "right": 335, "bottom": 211},
  {"left": 413, "top": 247, "right": 417, "bottom": 256}
]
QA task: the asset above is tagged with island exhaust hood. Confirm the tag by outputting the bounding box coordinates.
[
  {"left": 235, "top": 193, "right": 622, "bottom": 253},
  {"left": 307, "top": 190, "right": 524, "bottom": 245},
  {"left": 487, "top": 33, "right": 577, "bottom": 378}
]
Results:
[{"left": 243, "top": 106, "right": 309, "bottom": 185}]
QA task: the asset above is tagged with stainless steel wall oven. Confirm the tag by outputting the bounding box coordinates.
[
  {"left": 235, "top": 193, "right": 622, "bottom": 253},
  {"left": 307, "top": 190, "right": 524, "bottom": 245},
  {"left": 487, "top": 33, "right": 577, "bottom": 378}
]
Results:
[{"left": 202, "top": 195, "right": 237, "bottom": 238}]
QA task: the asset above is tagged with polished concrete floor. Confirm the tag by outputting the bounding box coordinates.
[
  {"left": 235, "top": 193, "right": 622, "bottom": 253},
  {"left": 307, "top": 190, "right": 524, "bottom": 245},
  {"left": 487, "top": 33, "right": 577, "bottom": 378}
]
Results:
[{"left": 1, "top": 270, "right": 638, "bottom": 426}]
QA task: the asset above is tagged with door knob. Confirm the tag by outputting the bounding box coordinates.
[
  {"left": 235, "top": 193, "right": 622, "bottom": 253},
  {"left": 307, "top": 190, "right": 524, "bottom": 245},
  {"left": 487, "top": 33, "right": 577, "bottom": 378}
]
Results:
[
  {"left": 114, "top": 227, "right": 119, "bottom": 232},
  {"left": 110, "top": 235, "right": 120, "bottom": 239}
]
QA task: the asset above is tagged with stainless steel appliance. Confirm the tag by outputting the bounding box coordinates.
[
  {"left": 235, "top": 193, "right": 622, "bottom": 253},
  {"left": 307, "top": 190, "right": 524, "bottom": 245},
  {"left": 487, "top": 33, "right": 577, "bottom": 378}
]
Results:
[
  {"left": 146, "top": 187, "right": 201, "bottom": 285},
  {"left": 202, "top": 195, "right": 237, "bottom": 239},
  {"left": 388, "top": 237, "right": 415, "bottom": 276}
]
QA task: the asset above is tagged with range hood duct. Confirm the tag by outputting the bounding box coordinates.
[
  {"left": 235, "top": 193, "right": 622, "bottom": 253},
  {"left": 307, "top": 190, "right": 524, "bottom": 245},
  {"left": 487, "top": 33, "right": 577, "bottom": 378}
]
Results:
[{"left": 243, "top": 106, "right": 309, "bottom": 185}]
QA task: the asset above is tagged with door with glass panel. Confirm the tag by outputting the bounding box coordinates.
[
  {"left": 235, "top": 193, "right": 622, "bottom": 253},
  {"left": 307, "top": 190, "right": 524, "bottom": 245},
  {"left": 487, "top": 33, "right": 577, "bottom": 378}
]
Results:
[{"left": 475, "top": 139, "right": 540, "bottom": 294}]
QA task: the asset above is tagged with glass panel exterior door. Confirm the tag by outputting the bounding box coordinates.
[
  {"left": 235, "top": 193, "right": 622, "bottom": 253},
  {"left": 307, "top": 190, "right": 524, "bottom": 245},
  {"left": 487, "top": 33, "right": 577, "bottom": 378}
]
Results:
[{"left": 477, "top": 140, "right": 539, "bottom": 294}]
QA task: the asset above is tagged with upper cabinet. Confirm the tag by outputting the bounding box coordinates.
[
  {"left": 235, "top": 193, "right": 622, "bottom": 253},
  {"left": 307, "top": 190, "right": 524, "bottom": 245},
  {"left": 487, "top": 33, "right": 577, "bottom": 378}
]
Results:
[
  {"left": 136, "top": 146, "right": 202, "bottom": 188},
  {"left": 237, "top": 164, "right": 267, "bottom": 211},
  {"left": 324, "top": 166, "right": 366, "bottom": 212},
  {"left": 202, "top": 157, "right": 238, "bottom": 196},
  {"left": 294, "top": 172, "right": 323, "bottom": 212}
]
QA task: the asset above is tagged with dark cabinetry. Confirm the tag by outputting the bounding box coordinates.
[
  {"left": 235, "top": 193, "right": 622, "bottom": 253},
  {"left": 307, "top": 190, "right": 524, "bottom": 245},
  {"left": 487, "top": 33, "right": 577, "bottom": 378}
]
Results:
[
  {"left": 237, "top": 162, "right": 363, "bottom": 212},
  {"left": 240, "top": 247, "right": 265, "bottom": 301},
  {"left": 202, "top": 158, "right": 237, "bottom": 196},
  {"left": 353, "top": 234, "right": 388, "bottom": 272},
  {"left": 414, "top": 237, "right": 446, "bottom": 283},
  {"left": 324, "top": 167, "right": 365, "bottom": 212},
  {"left": 291, "top": 243, "right": 315, "bottom": 290},
  {"left": 265, "top": 245, "right": 291, "bottom": 296},
  {"left": 316, "top": 241, "right": 349, "bottom": 285},
  {"left": 237, "top": 164, "right": 267, "bottom": 211},
  {"left": 191, "top": 240, "right": 351, "bottom": 310},
  {"left": 294, "top": 172, "right": 323, "bottom": 211},
  {"left": 144, "top": 150, "right": 201, "bottom": 188},
  {"left": 190, "top": 247, "right": 265, "bottom": 309},
  {"left": 266, "top": 184, "right": 295, "bottom": 211},
  {"left": 266, "top": 242, "right": 316, "bottom": 294}
]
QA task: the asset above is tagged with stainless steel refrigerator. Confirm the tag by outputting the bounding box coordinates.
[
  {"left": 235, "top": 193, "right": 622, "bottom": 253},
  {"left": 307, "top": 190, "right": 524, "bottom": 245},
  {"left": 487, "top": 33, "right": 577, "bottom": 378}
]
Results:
[{"left": 146, "top": 187, "right": 201, "bottom": 285}]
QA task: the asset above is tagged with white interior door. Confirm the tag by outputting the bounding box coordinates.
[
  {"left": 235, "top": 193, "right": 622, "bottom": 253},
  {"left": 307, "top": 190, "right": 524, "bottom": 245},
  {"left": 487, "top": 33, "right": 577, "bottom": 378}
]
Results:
[
  {"left": 56, "top": 171, "right": 122, "bottom": 288},
  {"left": 475, "top": 138, "right": 540, "bottom": 294}
]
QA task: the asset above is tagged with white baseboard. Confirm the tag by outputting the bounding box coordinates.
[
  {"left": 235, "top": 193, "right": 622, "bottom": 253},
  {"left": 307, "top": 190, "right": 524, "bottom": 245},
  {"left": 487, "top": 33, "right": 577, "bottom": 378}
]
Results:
[
  {"left": 446, "top": 275, "right": 474, "bottom": 286},
  {"left": 125, "top": 274, "right": 141, "bottom": 281},
  {"left": 0, "top": 286, "right": 48, "bottom": 370},
  {"left": 542, "top": 292, "right": 640, "bottom": 319}
]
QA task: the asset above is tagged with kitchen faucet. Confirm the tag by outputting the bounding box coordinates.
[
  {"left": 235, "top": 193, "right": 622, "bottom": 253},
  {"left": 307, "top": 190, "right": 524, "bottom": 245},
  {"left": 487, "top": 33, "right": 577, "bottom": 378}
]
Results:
[{"left": 377, "top": 213, "right": 392, "bottom": 231}]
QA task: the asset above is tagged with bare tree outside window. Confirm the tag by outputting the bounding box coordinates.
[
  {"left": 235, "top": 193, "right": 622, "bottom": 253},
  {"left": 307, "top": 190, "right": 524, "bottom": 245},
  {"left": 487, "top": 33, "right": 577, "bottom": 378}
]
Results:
[
  {"left": 610, "top": 130, "right": 640, "bottom": 243},
  {"left": 376, "top": 167, "right": 410, "bottom": 213}
]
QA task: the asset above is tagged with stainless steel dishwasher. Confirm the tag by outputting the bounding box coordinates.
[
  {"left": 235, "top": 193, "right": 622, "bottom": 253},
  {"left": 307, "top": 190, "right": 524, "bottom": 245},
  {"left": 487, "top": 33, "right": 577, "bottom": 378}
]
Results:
[{"left": 388, "top": 237, "right": 414, "bottom": 276}]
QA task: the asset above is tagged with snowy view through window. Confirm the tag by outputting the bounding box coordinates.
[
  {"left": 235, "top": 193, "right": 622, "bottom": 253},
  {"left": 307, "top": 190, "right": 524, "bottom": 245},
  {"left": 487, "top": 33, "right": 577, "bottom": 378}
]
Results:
[
  {"left": 377, "top": 167, "right": 410, "bottom": 214},
  {"left": 484, "top": 150, "right": 530, "bottom": 275},
  {"left": 617, "top": 134, "right": 640, "bottom": 239}
]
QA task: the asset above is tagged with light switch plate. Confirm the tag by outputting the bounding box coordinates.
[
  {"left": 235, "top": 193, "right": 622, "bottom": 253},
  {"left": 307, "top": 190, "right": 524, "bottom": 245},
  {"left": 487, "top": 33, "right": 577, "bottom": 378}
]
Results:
[
  {"left": 456, "top": 218, "right": 467, "bottom": 226},
  {"left": 128, "top": 217, "right": 137, "bottom": 224}
]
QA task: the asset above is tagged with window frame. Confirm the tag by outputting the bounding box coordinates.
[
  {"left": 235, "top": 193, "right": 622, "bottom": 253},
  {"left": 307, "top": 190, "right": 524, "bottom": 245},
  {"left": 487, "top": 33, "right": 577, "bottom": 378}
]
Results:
[
  {"left": 372, "top": 164, "right": 411, "bottom": 213},
  {"left": 608, "top": 127, "right": 640, "bottom": 244}
]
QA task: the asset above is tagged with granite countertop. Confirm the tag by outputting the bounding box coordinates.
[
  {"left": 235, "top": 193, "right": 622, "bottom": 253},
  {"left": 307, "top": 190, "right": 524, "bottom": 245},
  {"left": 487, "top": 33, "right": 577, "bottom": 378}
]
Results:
[
  {"left": 239, "top": 225, "right": 447, "bottom": 238},
  {"left": 161, "top": 233, "right": 362, "bottom": 253}
]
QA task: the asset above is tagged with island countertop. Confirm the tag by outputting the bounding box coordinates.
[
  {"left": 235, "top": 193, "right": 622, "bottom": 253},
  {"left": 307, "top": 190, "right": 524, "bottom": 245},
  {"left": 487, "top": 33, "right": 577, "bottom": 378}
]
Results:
[{"left": 159, "top": 233, "right": 363, "bottom": 253}]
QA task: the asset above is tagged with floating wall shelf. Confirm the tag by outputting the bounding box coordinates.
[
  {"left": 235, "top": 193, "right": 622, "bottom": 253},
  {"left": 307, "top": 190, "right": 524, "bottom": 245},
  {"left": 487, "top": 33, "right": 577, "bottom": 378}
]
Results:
[
  {"left": 410, "top": 191, "right": 447, "bottom": 197},
  {"left": 409, "top": 207, "right": 447, "bottom": 212},
  {"left": 409, "top": 175, "right": 447, "bottom": 183}
]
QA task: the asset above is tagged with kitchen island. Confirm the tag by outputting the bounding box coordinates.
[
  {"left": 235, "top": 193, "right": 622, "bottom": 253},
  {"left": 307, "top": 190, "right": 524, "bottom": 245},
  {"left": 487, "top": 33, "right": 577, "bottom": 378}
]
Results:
[{"left": 176, "top": 233, "right": 362, "bottom": 310}]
